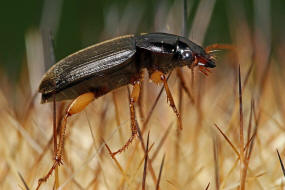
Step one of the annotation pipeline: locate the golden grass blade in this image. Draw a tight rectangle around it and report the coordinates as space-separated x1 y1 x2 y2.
277 150 285 178
205 182 210 190
18 172 30 190
214 124 239 157
142 132 150 190
156 154 165 190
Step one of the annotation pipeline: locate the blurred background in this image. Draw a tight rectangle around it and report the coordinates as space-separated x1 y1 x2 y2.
1 0 284 82
1 0 285 189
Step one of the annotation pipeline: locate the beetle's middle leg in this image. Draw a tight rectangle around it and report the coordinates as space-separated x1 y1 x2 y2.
111 72 143 157
150 70 182 130
37 92 95 190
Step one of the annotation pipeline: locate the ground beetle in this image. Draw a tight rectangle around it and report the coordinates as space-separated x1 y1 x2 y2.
37 32 216 188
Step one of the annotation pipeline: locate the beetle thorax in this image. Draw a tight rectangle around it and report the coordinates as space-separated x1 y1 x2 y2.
175 41 195 68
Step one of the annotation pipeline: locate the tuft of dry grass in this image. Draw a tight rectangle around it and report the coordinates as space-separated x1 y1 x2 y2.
1 44 284 189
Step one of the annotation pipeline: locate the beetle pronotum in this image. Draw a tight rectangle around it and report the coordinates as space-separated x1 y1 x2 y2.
37 32 217 188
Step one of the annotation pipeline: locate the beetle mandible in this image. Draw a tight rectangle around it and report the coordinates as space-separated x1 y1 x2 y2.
38 32 216 185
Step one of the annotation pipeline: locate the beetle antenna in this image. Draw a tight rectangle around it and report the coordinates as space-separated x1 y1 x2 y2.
210 55 217 61
205 44 235 53
208 49 223 54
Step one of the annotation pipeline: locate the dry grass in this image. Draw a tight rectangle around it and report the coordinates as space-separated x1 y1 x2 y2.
1 46 285 189
0 1 284 190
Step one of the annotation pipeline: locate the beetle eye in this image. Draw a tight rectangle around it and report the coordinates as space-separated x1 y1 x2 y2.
180 49 193 60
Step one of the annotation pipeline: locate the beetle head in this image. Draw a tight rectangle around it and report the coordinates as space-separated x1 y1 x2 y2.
192 49 216 68
177 37 216 75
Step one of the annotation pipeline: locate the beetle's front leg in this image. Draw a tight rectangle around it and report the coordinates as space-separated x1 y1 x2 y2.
37 92 95 190
110 72 144 157
150 71 182 130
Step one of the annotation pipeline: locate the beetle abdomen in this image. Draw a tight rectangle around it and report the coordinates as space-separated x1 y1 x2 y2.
39 35 137 103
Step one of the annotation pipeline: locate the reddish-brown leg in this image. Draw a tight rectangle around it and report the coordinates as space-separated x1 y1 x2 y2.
150 71 182 130
111 77 143 157
36 92 95 190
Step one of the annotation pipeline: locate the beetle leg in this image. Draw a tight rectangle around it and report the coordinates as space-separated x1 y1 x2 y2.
111 78 142 157
150 71 182 130
58 92 95 160
37 92 95 190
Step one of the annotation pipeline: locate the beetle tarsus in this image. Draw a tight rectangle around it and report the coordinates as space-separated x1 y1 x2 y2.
37 92 96 189
110 131 137 157
36 116 67 190
36 159 61 190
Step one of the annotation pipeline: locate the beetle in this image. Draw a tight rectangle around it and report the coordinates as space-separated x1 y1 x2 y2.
37 32 216 187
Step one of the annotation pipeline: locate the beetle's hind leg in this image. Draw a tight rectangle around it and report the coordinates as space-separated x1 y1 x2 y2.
110 73 143 157
150 71 182 130
37 92 95 190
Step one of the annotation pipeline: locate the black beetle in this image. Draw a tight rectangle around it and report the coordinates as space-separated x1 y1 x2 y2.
37 32 216 188
39 33 215 102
